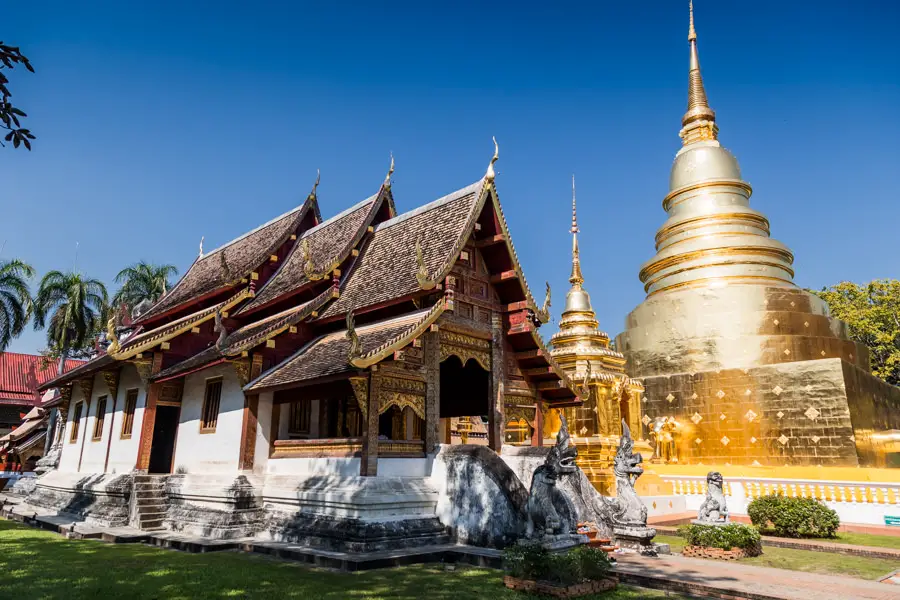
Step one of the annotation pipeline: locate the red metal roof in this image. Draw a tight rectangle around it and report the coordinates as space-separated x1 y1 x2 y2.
0 352 86 406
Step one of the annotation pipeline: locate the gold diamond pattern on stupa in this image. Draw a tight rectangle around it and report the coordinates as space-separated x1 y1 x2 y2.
745 409 757 422
642 414 651 426
811 435 820 444
777 411 785 419
805 407 820 420
695 438 702 445
691 412 703 425
750 436 757 444
778 434 789 445
666 393 675 403
784 348 791 356
719 413 726 421
744 389 752 396
691 392 698 400
773 386 784 396
721 436 730 446
716 390 725 399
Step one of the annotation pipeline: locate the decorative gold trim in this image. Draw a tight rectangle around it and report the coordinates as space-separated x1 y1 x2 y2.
662 179 753 211
346 310 362 363
102 370 119 400
230 358 252 387
78 378 94 403
349 376 369 421
536 281 551 323
376 376 426 419
350 299 448 368
111 288 253 360
105 317 120 355
440 330 491 371
415 236 437 290
132 358 153 383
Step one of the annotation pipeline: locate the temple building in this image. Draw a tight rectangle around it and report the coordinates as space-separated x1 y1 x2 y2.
615 4 900 468
548 178 646 493
31 145 581 542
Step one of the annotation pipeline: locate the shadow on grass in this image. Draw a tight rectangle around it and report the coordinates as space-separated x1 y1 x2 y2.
0 520 682 600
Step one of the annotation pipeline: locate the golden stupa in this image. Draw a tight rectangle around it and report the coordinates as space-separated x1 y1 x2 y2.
547 177 648 493
614 3 900 468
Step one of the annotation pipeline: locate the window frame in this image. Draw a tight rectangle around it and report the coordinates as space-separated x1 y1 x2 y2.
92 396 108 441
70 401 84 443
121 388 139 439
287 398 312 436
200 377 223 434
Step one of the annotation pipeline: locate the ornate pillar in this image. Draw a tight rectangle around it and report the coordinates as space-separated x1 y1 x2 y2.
531 400 544 447
238 353 265 471
134 352 164 472
359 371 380 476
423 329 441 453
489 313 505 451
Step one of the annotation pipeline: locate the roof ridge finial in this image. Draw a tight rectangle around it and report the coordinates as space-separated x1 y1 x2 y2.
485 136 499 181
569 174 583 286
384 152 394 188
680 0 718 144
199 236 205 258
309 169 320 200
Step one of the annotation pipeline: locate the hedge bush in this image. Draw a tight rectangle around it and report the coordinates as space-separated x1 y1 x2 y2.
677 523 762 556
503 543 612 585
747 494 840 538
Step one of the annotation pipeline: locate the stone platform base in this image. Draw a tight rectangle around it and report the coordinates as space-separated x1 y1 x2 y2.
24 471 133 527
613 525 667 556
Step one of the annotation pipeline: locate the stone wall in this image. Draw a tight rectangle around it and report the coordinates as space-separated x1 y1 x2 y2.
25 471 133 527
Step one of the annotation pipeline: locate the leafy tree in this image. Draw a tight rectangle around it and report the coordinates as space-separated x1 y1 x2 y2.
0 42 35 150
33 271 108 373
0 259 34 351
113 261 177 312
811 279 900 385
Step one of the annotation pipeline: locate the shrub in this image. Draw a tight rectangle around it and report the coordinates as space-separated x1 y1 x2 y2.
677 523 762 556
747 494 840 538
571 545 612 580
503 543 612 585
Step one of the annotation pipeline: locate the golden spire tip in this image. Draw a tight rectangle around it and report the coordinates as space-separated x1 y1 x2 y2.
571 174 578 234
384 152 394 186
689 0 696 41
309 169 320 199
485 136 499 181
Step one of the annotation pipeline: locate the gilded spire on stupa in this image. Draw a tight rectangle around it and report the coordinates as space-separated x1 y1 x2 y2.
635 1 795 297
551 176 626 384
680 1 718 144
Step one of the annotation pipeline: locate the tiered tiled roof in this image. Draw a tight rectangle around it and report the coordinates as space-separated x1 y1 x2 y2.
153 286 338 381
137 198 317 324
238 193 383 315
0 353 85 405
246 306 440 392
320 180 485 319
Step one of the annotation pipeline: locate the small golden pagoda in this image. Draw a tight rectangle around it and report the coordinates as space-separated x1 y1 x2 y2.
548 177 647 493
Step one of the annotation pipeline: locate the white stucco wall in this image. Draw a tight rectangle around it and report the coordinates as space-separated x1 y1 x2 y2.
78 372 112 473
253 391 273 475
172 363 244 475
103 364 147 474
58 383 87 473
378 458 433 478
265 456 361 476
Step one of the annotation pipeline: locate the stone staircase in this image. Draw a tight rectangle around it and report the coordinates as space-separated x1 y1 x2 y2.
131 474 168 531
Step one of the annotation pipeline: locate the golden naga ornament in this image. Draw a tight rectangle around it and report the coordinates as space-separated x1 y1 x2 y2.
300 238 328 281
214 308 228 352
346 310 361 362
105 316 120 355
219 251 234 283
415 236 437 290
577 361 592 401
308 169 320 201
536 281 551 323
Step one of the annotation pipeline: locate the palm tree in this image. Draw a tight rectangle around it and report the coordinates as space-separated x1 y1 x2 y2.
33 270 108 374
0 259 35 351
113 261 177 312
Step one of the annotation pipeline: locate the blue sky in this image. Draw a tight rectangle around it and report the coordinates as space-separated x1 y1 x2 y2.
3 1 899 355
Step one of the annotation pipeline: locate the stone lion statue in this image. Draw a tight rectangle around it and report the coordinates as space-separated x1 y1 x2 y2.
697 471 729 524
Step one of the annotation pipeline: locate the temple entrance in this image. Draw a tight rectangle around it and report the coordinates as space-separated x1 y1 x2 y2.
439 355 490 445
148 405 180 474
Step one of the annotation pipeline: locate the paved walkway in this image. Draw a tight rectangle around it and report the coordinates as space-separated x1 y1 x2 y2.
615 553 900 600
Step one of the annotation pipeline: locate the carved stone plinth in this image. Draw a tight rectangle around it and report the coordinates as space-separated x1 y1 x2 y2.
612 525 668 556
517 533 589 552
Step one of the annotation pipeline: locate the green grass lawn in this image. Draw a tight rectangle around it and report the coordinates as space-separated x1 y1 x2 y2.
831 531 900 550
654 534 898 581
0 520 688 600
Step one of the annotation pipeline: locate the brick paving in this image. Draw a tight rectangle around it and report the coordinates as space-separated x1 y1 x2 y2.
615 553 900 600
